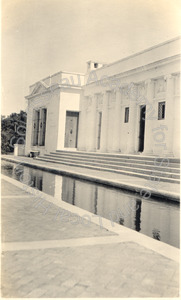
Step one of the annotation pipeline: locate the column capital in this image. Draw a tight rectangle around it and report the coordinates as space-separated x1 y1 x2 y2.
102 90 111 103
115 88 122 98
103 90 110 105
164 74 174 81
85 94 93 99
111 88 119 93
145 78 154 85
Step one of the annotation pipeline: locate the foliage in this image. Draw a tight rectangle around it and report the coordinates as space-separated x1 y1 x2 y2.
1 111 27 154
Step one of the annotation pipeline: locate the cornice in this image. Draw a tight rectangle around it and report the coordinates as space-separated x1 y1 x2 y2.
84 54 180 88
25 84 82 99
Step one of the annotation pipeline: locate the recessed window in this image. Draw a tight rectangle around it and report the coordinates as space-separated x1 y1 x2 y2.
158 101 165 120
124 107 129 123
94 63 98 68
32 109 40 146
32 108 47 146
39 108 47 146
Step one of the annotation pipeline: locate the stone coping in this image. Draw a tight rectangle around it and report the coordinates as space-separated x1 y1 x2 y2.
1 156 180 202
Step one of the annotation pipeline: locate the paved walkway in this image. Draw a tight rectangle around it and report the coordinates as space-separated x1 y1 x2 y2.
1 175 180 298
1 155 180 201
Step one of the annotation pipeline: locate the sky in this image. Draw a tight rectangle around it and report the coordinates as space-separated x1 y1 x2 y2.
1 0 181 116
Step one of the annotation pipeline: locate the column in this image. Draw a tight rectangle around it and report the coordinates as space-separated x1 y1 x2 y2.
143 79 154 155
100 91 109 152
128 85 137 153
89 94 97 151
77 91 87 150
164 74 174 156
112 89 122 152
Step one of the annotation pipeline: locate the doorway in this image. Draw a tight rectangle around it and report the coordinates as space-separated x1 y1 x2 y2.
138 105 146 152
97 112 102 150
64 111 79 148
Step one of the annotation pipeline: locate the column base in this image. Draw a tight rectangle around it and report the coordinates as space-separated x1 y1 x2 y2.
142 150 154 156
111 149 121 153
111 146 121 153
86 148 97 152
77 147 86 151
127 148 137 155
100 148 108 153
162 151 174 157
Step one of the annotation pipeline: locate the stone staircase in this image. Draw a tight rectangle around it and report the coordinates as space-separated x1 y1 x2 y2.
35 150 180 184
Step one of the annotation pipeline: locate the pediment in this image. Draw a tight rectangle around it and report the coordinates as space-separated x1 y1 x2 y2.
31 81 49 96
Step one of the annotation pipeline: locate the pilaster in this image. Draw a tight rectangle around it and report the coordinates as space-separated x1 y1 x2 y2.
90 94 97 151
128 84 137 153
143 79 154 155
164 74 174 156
112 89 122 152
100 91 110 152
77 92 87 150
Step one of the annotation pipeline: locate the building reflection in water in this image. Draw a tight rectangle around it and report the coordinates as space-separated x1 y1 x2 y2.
152 229 161 241
1 162 179 248
135 200 142 232
119 218 124 225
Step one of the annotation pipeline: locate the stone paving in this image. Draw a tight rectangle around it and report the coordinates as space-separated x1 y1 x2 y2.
1 177 180 298
2 242 179 298
2 180 113 243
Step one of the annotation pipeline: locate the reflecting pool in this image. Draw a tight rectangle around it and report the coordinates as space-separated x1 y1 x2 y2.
1 161 180 248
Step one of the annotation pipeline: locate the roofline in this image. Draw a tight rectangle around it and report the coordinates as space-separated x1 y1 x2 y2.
25 83 82 99
93 36 181 72
29 71 85 88
84 54 180 88
86 60 107 64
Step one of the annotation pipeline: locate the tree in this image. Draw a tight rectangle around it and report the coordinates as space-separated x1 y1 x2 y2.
1 111 27 154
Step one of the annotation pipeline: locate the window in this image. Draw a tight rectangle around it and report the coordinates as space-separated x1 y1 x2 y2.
39 108 47 146
94 63 98 68
32 110 40 146
124 107 129 123
32 108 47 146
158 101 165 120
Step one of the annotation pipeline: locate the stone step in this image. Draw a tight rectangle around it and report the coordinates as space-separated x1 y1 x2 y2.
36 156 180 184
46 153 180 171
44 154 180 174
53 151 180 167
55 150 180 164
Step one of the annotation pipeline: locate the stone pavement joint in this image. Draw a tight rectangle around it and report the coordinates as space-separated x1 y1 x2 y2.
3 235 133 252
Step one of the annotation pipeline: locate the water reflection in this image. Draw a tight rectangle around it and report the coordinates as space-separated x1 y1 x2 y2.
135 200 142 232
119 217 124 225
1 162 180 248
152 229 161 241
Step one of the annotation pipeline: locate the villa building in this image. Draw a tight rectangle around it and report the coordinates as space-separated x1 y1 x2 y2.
25 37 180 157
25 72 84 155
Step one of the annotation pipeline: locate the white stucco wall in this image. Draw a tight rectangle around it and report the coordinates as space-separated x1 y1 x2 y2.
57 89 81 150
25 77 82 155
78 38 180 157
25 88 60 156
